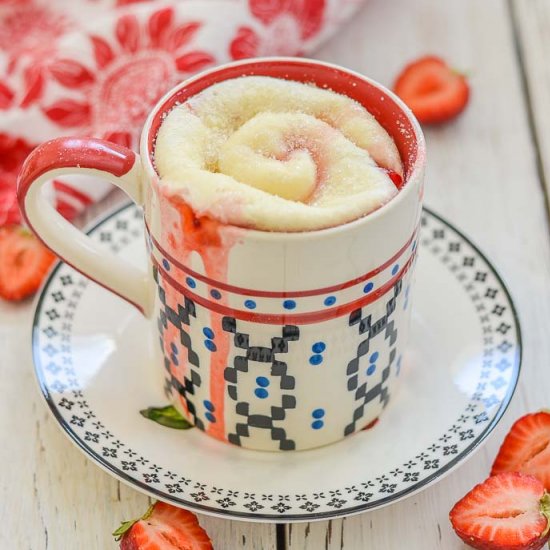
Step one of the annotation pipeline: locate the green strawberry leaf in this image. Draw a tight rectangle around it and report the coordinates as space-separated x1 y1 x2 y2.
113 519 138 541
113 503 155 541
140 405 193 429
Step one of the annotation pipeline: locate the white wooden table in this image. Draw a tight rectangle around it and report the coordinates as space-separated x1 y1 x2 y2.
2 0 550 547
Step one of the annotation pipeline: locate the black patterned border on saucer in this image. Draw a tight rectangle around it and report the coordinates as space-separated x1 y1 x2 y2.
32 203 521 520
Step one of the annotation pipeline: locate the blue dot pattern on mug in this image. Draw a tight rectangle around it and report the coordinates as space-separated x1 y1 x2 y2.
363 281 374 293
309 341 326 365
366 351 378 376
204 400 216 423
309 355 323 365
244 299 256 310
324 295 336 306
254 376 270 399
203 327 215 339
203 326 216 351
204 339 216 352
186 276 196 288
391 264 399 276
256 376 270 387
162 258 170 271
204 399 215 412
396 355 403 376
210 289 222 300
283 299 296 310
311 341 326 353
311 409 325 429
170 342 178 355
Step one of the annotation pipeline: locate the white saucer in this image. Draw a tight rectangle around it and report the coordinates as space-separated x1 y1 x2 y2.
32 203 520 522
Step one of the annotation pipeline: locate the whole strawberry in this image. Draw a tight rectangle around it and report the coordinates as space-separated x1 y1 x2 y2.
450 472 550 550
492 411 550 491
114 501 213 550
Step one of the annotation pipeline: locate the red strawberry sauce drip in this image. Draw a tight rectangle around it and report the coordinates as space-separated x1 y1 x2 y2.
160 194 240 442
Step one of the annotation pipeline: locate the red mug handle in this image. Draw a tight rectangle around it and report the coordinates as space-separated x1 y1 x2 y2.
17 137 150 315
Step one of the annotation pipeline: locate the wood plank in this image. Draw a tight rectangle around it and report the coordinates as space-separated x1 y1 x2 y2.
511 0 550 212
0 191 277 550
287 0 550 547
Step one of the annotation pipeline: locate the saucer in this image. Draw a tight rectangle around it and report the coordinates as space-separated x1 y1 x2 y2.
32 203 520 522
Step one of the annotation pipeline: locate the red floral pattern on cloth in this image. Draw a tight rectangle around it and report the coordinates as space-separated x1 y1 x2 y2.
230 0 325 59
43 7 216 147
0 2 68 108
0 134 36 226
0 0 365 227
249 0 325 39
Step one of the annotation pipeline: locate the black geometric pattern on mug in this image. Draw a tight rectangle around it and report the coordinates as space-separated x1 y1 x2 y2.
155 269 204 431
344 278 403 436
223 317 299 451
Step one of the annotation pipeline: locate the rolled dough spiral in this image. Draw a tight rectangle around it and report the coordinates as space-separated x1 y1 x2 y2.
155 76 402 232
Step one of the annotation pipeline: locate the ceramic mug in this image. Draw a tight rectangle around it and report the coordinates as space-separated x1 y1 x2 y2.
18 58 425 451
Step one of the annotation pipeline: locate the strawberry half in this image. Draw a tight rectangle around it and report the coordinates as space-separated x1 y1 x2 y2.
492 411 550 491
450 472 550 550
114 501 213 550
0 225 56 301
394 56 470 124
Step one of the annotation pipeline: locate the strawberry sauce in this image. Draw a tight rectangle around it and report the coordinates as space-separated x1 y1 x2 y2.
160 194 239 442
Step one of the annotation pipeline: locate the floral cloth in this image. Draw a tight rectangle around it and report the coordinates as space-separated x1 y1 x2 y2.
0 0 365 226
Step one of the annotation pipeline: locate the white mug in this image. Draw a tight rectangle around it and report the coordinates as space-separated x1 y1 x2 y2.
18 58 425 451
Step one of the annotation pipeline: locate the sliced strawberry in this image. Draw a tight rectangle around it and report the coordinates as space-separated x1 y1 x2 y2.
115 501 213 550
394 56 470 124
450 472 550 550
0 226 56 301
492 412 550 491
383 168 404 189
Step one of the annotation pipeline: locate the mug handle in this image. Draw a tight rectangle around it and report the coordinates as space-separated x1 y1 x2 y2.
17 137 150 315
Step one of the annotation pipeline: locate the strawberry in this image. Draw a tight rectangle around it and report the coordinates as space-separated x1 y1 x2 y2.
114 501 213 550
393 56 470 124
383 169 404 189
0 225 56 301
492 411 550 491
450 472 550 550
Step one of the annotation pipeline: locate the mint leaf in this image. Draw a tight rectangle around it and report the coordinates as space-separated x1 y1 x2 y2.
140 405 193 429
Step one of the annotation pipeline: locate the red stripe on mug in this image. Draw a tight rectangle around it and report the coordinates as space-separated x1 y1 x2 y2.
53 179 94 205
55 198 79 220
152 252 416 325
17 138 135 195
147 226 417 299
